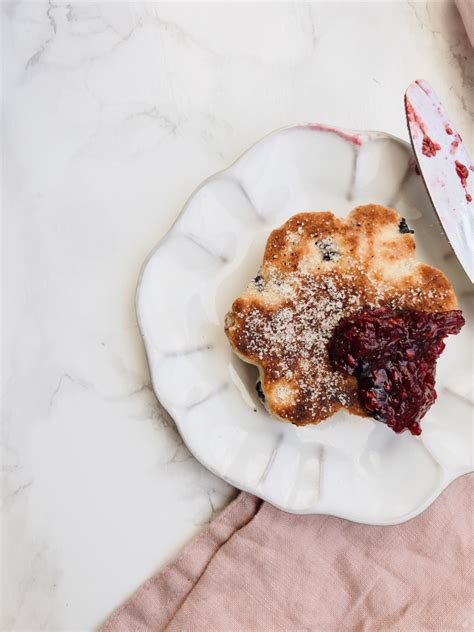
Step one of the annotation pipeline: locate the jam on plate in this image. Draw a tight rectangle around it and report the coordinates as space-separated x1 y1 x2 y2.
329 307 465 435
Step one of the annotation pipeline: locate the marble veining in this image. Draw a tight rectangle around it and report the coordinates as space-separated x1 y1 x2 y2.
3 2 473 630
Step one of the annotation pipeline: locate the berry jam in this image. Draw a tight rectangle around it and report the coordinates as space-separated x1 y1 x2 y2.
455 160 469 187
329 308 464 435
422 136 441 157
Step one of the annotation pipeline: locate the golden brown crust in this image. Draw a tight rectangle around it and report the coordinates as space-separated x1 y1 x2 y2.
225 205 457 426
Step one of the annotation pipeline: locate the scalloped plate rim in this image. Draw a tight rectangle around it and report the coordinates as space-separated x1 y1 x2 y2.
136 123 473 525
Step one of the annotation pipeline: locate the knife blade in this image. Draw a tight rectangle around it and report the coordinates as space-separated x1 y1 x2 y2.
405 79 473 282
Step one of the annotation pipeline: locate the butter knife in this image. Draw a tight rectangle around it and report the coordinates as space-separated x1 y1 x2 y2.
405 79 473 282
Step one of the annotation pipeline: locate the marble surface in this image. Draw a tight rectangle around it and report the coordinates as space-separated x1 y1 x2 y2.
2 2 473 630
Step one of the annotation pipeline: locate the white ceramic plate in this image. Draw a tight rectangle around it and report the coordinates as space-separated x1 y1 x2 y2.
137 124 473 525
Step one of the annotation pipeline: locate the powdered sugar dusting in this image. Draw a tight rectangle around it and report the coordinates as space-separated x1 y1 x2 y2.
232 266 374 422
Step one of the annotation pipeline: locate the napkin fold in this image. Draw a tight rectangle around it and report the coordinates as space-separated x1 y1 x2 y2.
456 0 474 46
100 474 473 631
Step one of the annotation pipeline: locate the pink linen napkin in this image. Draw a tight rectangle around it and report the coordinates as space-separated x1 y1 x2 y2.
100 474 473 631
456 0 474 46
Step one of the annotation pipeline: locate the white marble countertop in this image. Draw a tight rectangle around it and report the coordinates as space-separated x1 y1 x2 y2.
2 2 473 630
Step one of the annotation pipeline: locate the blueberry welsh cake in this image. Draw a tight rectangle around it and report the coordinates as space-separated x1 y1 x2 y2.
225 205 464 435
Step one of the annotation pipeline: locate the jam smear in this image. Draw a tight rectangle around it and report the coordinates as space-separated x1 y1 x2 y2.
422 136 441 157
455 160 472 203
329 307 464 435
406 97 441 158
455 160 468 187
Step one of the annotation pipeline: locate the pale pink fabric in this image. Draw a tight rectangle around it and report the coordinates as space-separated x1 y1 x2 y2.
456 0 474 46
100 474 473 631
